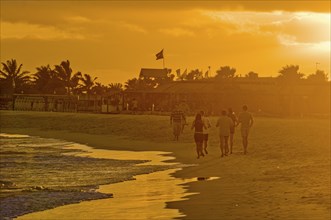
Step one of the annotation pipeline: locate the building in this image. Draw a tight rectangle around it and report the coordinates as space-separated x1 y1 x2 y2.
124 77 330 117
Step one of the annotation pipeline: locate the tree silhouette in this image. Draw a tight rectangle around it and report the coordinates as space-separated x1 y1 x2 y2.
245 71 259 79
54 60 81 95
80 73 97 94
125 77 159 91
91 82 108 95
33 65 60 94
278 65 304 81
185 69 203 80
307 70 328 82
124 78 145 91
215 66 236 79
0 59 30 93
108 83 123 92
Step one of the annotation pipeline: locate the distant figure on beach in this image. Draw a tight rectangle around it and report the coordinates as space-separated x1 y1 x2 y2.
228 108 238 154
200 110 211 155
191 113 207 159
170 106 186 141
132 98 138 114
177 100 189 132
237 105 254 154
216 110 234 157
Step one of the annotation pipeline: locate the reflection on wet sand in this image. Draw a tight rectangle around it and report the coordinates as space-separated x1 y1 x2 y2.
63 143 178 166
18 168 198 220
17 143 219 220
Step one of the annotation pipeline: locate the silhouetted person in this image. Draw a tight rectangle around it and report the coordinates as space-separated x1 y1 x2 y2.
228 108 238 154
237 105 254 154
170 106 186 141
200 110 211 155
216 110 234 157
191 113 206 159
178 100 189 133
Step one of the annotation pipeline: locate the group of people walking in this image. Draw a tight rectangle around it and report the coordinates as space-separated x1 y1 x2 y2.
170 105 254 159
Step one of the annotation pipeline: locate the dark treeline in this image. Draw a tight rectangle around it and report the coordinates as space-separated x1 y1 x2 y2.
0 59 329 95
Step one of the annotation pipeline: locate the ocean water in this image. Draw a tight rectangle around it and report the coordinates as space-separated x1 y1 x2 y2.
0 134 178 219
1 134 220 220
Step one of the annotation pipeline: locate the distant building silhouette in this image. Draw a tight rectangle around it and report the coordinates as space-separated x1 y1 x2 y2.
1 76 329 117
139 68 169 78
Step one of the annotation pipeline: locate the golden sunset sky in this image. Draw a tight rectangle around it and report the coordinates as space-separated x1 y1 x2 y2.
1 0 330 84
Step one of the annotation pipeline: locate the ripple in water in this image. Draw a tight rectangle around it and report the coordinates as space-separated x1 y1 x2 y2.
0 134 179 219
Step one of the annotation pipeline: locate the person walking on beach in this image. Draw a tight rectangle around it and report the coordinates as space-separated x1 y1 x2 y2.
170 106 186 141
216 110 234 157
228 108 238 154
237 105 254 154
200 110 211 155
191 113 206 159
178 100 189 133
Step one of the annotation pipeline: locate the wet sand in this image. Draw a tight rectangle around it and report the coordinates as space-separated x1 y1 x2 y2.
0 134 181 219
17 168 196 220
16 143 218 220
1 111 330 219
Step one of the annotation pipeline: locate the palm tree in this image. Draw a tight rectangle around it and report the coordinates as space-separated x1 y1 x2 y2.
80 73 97 94
108 83 123 92
33 65 61 94
54 60 81 95
0 59 30 93
278 65 304 81
215 66 236 79
185 69 203 80
91 82 108 95
124 78 144 91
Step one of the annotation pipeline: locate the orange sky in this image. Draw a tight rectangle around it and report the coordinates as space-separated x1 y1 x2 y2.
1 1 330 84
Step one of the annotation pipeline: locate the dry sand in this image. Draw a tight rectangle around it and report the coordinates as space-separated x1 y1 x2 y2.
1 110 330 220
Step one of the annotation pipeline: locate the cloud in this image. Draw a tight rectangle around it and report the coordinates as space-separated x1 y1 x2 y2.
1 21 86 40
278 34 330 53
119 22 147 34
268 12 330 43
201 10 330 42
159 27 195 37
66 16 92 24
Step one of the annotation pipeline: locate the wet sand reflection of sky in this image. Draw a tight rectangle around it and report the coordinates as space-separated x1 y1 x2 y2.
17 140 219 220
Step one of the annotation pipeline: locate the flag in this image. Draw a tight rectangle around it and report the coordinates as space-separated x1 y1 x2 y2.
156 49 164 60
176 69 181 77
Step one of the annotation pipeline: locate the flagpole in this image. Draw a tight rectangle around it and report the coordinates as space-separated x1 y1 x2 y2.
163 49 165 68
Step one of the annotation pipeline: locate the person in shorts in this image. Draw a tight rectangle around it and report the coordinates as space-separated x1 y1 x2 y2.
216 110 234 157
191 113 206 159
200 110 211 155
228 108 238 154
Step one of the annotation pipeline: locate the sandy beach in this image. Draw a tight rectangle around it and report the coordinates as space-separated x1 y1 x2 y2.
1 110 330 220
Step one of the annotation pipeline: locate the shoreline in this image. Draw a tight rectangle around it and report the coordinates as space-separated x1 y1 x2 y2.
0 133 182 219
0 133 183 219
1 111 330 219
17 168 201 220
14 140 199 220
